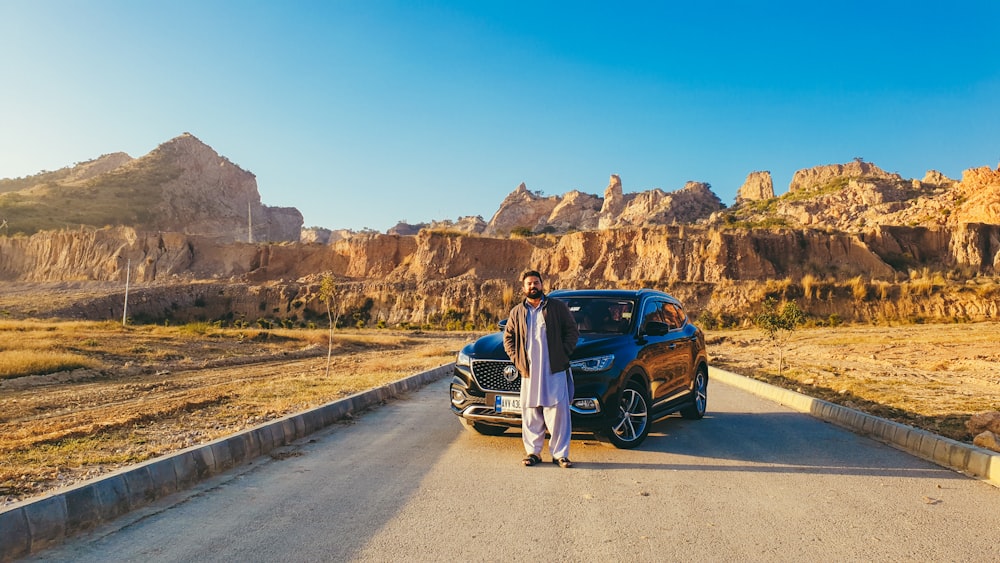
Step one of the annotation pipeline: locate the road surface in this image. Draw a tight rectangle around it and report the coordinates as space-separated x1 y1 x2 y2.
28 378 1000 562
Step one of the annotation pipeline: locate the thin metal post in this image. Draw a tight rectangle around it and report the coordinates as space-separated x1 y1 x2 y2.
122 258 130 326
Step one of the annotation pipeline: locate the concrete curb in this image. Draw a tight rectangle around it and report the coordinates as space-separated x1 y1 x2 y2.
0 363 455 562
709 366 1000 489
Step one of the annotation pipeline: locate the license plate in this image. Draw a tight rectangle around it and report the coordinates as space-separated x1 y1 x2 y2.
494 394 521 414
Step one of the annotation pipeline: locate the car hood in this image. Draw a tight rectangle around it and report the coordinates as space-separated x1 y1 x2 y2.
464 331 629 361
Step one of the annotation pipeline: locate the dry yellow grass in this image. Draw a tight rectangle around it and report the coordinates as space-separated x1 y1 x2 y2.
0 323 476 506
709 322 1000 442
0 350 100 379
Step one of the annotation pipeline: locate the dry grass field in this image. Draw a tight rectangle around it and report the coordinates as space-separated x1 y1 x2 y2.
2 319 999 507
708 322 1000 442
0 320 472 507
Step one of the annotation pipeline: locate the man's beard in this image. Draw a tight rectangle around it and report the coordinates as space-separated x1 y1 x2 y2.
525 288 543 299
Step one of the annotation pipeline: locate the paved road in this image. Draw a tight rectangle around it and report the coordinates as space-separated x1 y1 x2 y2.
29 378 1000 562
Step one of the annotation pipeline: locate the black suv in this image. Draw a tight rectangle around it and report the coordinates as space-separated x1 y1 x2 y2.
450 289 709 449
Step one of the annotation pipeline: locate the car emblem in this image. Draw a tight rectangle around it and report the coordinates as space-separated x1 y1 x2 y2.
503 365 519 383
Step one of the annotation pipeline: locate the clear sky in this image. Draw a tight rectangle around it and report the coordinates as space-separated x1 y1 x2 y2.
2 1 998 232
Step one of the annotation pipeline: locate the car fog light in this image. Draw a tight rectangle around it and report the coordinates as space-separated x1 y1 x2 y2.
451 388 467 406
570 398 600 414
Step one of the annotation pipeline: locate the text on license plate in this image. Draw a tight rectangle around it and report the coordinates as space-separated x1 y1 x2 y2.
494 394 521 414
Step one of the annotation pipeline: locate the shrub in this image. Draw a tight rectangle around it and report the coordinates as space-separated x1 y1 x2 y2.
718 313 742 329
696 310 719 330
847 276 869 302
800 274 818 301
753 298 806 377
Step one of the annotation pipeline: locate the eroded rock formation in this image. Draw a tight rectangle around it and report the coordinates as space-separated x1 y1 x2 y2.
736 171 775 204
483 175 724 235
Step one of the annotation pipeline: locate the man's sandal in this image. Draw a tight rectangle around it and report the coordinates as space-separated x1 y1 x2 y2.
522 454 541 466
553 457 573 468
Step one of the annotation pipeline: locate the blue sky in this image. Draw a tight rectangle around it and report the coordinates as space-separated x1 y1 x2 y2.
2 1 998 231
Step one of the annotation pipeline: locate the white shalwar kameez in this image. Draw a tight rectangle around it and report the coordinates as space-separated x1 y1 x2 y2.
520 300 571 459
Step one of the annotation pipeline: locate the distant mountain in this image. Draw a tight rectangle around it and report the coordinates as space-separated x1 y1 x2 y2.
0 134 302 242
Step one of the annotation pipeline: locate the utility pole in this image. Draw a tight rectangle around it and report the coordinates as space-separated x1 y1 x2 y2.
122 258 131 326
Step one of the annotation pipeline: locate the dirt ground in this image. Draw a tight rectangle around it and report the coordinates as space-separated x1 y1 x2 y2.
708 322 1000 442
2 321 999 507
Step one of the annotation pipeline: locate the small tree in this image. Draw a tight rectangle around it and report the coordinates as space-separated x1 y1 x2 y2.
318 273 340 377
753 298 806 377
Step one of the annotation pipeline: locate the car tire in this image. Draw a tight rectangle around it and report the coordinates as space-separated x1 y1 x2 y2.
606 379 650 449
461 418 508 436
680 366 708 420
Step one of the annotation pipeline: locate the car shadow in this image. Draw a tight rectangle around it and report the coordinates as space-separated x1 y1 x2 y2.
554 410 964 480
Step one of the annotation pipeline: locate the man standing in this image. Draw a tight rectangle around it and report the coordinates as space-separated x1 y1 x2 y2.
503 270 580 468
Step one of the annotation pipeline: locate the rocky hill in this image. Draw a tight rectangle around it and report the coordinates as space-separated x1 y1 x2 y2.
0 134 302 242
719 160 1000 232
2 135 999 328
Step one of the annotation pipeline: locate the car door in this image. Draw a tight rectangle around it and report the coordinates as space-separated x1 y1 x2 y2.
635 298 675 406
659 302 698 399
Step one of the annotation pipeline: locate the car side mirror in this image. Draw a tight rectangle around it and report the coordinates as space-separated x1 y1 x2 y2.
642 320 671 337
497 319 507 331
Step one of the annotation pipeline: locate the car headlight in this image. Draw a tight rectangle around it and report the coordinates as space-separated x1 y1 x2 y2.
456 350 471 368
570 354 614 372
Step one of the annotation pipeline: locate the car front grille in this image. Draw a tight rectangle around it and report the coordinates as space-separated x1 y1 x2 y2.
471 359 521 393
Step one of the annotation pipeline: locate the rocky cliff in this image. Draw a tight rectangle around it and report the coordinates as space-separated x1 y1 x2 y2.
2 223 998 327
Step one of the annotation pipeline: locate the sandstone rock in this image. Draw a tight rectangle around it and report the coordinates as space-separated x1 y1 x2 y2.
483 175 723 235
386 222 423 236
548 190 603 232
388 216 486 237
598 175 626 230
484 182 560 235
598 176 723 230
952 165 1000 226
788 160 902 193
966 411 1000 435
922 170 955 186
301 227 334 243
736 171 775 203
973 430 1000 453
718 162 982 234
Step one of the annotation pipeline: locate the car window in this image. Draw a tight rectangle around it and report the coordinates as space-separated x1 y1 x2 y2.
663 303 687 330
639 300 668 331
561 297 635 334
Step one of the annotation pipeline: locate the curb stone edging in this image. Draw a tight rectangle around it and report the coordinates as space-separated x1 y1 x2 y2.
0 363 455 562
709 366 1000 488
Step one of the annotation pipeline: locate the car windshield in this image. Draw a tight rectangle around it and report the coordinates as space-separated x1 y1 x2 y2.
557 297 636 334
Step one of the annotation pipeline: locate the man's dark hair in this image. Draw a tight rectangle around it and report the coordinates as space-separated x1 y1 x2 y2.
521 270 543 283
